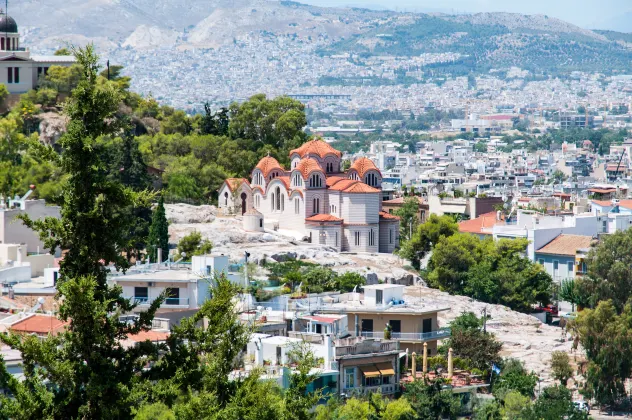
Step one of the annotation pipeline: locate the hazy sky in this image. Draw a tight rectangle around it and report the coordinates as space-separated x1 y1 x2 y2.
300 0 632 30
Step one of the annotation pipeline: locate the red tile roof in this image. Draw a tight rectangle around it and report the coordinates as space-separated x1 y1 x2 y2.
536 234 594 256
328 179 358 191
10 314 67 335
128 330 170 343
290 138 342 158
349 157 381 178
304 315 339 323
305 214 343 223
294 157 323 179
337 181 380 194
326 176 347 187
588 188 616 194
379 211 400 221
255 156 283 177
591 200 613 207
225 178 250 192
458 211 501 235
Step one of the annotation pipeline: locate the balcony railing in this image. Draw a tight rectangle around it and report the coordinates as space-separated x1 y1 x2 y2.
126 296 190 307
335 341 399 357
360 328 451 342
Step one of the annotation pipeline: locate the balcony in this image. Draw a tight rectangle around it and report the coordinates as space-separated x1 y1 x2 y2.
335 340 399 357
126 296 190 307
360 328 451 342
344 384 399 395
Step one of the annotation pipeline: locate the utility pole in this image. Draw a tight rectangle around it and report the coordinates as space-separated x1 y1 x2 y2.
482 306 487 333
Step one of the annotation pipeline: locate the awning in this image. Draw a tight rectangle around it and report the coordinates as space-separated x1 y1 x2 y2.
359 365 381 378
376 362 395 376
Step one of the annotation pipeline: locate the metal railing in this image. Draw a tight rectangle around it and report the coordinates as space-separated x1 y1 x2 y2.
126 296 190 307
360 328 451 342
335 341 399 357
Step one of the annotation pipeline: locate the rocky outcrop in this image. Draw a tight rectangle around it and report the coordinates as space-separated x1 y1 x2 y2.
37 112 67 146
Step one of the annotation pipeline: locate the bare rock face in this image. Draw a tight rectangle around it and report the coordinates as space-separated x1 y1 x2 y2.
38 112 67 146
165 204 217 224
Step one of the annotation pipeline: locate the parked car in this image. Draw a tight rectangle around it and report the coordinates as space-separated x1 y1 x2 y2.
573 401 590 413
536 304 558 316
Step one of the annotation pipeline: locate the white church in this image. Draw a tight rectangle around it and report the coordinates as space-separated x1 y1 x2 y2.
218 138 400 253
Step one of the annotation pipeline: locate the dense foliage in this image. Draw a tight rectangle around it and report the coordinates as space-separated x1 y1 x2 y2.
398 214 459 269
427 235 552 313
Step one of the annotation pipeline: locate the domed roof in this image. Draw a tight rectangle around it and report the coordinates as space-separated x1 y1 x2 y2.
294 157 323 179
255 155 283 177
290 138 342 158
0 15 18 33
349 157 380 178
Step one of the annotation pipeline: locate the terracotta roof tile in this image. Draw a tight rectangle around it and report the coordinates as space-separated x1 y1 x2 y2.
255 156 284 177
379 211 400 221
328 179 359 192
349 157 381 178
340 182 380 194
305 214 343 223
459 212 501 235
294 158 323 179
128 330 170 342
10 314 67 335
326 176 347 187
588 188 616 194
536 234 594 256
616 200 632 209
591 200 613 207
225 178 250 192
290 138 342 158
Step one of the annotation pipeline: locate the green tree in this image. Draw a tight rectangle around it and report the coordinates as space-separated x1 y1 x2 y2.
550 351 573 386
0 83 9 104
200 104 230 136
398 214 459 269
394 196 420 241
583 229 632 312
302 266 338 293
148 196 170 262
442 312 503 371
494 359 539 399
177 231 212 260
525 385 589 420
134 403 176 420
283 342 321 420
382 398 415 420
404 378 461 420
0 45 162 419
54 47 71 56
571 300 632 407
336 271 366 292
502 390 531 419
472 400 503 420
42 64 83 93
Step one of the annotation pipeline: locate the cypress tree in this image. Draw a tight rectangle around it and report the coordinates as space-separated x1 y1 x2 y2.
0 45 162 419
148 195 169 262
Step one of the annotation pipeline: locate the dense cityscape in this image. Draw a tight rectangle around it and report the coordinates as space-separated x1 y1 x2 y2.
1 1 632 419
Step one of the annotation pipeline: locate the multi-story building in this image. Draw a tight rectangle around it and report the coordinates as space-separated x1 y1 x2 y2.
218 138 400 253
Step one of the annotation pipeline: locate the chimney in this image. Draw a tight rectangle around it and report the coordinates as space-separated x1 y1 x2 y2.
157 248 162 264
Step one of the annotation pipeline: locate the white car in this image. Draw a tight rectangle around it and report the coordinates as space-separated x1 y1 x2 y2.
573 401 590 413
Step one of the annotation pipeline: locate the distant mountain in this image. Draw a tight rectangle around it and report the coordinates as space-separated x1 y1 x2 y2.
9 0 632 75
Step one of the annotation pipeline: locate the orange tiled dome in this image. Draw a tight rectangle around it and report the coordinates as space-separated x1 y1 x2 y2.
255 156 283 177
349 157 380 178
290 138 342 158
294 157 323 179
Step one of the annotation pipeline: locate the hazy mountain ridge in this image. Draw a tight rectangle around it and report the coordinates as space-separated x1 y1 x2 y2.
9 0 632 75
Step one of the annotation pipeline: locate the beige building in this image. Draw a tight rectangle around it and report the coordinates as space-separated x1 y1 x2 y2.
0 198 61 256
0 13 75 94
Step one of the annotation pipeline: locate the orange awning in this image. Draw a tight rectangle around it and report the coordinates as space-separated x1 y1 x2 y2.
376 362 395 376
359 365 381 378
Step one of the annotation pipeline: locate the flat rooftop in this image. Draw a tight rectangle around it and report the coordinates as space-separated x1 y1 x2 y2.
111 269 204 283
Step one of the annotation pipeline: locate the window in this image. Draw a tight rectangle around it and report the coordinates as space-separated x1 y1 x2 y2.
275 187 281 211
389 320 401 333
369 230 375 247
345 368 355 389
354 231 360 246
376 290 383 305
134 287 149 303
335 231 338 247
224 191 228 206
295 198 300 214
602 220 607 233
165 287 180 305
567 261 574 274
1 38 4 50
361 319 373 332
281 193 284 211
537 259 544 265
422 318 432 333
259 219 263 228
389 229 393 244
313 198 320 214
7 67 12 84
13 67 18 84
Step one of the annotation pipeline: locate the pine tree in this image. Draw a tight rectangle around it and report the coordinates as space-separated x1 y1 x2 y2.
0 45 162 419
148 195 169 262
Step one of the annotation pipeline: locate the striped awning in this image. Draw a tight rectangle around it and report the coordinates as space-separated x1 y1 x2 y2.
359 365 381 378
377 362 395 376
